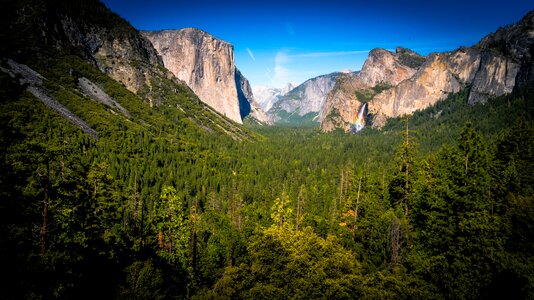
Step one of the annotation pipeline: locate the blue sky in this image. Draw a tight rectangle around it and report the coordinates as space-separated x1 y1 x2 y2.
102 0 532 88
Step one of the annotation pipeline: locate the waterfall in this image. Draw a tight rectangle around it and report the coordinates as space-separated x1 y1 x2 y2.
351 103 367 133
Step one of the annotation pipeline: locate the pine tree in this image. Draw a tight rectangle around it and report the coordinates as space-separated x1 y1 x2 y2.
271 191 293 230
389 117 418 216
413 122 503 298
153 185 190 271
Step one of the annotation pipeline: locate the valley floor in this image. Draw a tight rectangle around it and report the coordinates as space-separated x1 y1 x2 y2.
1 74 533 298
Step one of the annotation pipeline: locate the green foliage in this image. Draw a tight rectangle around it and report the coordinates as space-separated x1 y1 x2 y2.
354 83 391 103
411 122 521 298
270 193 293 229
371 83 392 94
354 89 375 102
397 52 426 69
212 226 362 299
154 186 190 269
118 260 165 299
269 110 319 126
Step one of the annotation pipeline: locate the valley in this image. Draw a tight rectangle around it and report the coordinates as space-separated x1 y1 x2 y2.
0 0 533 299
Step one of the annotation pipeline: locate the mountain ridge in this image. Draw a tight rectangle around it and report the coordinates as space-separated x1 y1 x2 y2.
320 10 534 132
269 72 341 124
0 0 254 140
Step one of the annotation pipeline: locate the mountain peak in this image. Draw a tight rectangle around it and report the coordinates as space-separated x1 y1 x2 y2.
358 48 418 86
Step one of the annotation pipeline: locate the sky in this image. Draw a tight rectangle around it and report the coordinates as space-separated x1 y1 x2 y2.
102 0 532 88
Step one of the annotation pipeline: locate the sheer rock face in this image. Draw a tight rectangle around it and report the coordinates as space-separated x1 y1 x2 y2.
369 48 520 127
319 73 367 131
468 52 519 104
368 52 463 127
270 73 340 123
320 48 419 132
320 11 533 131
475 11 534 90
143 28 243 123
235 68 272 124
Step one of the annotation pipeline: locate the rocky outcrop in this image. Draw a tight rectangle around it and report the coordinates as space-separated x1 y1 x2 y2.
320 48 421 131
319 73 368 131
321 10 533 131
270 72 340 123
467 51 519 104
476 11 534 90
2 0 189 106
143 28 245 123
235 68 272 124
476 11 534 63
358 49 418 86
61 16 164 95
1 0 255 140
368 47 520 127
395 47 427 69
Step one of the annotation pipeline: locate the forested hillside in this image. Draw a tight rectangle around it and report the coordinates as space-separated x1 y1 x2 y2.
1 64 533 297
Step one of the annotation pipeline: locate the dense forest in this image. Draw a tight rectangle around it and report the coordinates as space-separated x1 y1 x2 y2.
1 52 533 298
1 0 534 299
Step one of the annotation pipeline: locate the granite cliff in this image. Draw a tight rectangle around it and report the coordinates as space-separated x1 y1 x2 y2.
320 11 533 132
143 29 268 124
320 47 421 131
235 68 272 124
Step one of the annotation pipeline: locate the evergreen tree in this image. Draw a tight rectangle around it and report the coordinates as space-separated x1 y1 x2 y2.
153 186 191 271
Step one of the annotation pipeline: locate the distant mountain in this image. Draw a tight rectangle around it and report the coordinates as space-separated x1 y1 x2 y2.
320 11 534 132
253 83 294 112
270 72 340 125
235 69 272 124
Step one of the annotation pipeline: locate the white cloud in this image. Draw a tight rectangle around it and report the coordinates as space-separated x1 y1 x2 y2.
271 51 292 87
291 50 370 58
246 47 256 61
